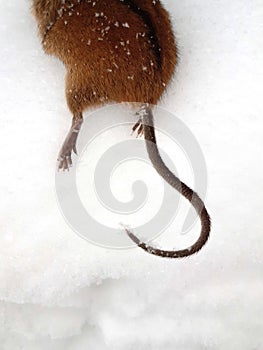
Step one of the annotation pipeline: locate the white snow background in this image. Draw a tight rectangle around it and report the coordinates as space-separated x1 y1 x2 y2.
0 0 263 349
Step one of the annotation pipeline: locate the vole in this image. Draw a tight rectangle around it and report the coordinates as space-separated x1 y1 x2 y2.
32 0 211 258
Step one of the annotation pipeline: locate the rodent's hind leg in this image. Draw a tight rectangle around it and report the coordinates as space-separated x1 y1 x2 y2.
57 113 83 171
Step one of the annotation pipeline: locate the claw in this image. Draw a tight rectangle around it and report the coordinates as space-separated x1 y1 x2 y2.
132 117 144 138
137 124 144 138
67 155 72 167
73 144 77 155
132 120 141 132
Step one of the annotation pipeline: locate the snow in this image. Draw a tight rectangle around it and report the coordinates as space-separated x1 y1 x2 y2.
0 0 263 349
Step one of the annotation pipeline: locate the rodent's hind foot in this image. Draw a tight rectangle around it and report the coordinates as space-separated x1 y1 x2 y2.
131 117 144 138
57 113 83 172
57 153 73 172
57 132 77 171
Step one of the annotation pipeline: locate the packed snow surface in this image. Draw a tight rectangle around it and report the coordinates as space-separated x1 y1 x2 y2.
0 0 262 349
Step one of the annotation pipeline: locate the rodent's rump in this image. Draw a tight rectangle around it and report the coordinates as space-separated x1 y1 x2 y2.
32 0 177 111
32 0 211 258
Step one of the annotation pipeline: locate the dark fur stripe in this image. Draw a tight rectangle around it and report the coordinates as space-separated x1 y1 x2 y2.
120 0 162 69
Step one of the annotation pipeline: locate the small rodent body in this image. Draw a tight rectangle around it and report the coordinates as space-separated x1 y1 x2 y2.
32 0 211 258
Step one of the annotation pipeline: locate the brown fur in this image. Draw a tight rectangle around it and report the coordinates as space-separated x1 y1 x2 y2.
32 0 176 113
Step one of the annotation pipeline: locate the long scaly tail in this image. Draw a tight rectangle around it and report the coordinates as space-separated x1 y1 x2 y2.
126 105 211 258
